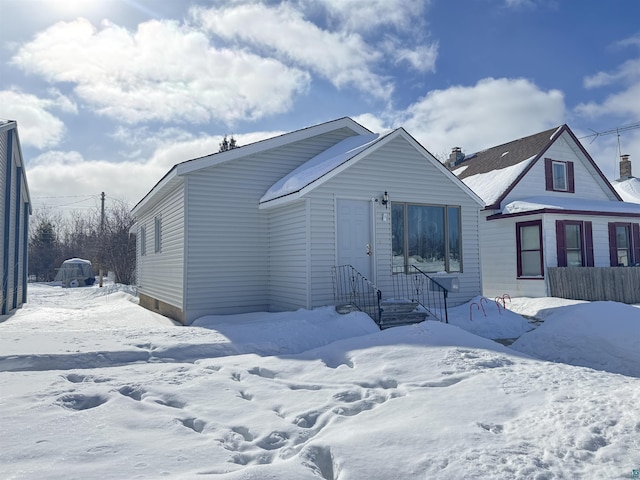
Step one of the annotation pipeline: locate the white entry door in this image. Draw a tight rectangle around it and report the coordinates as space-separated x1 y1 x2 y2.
337 199 373 280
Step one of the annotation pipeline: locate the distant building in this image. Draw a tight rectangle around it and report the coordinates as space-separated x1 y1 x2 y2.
1 120 32 315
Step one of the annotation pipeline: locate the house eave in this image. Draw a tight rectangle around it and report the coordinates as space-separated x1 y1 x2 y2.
487 208 640 221
131 167 179 216
258 192 304 210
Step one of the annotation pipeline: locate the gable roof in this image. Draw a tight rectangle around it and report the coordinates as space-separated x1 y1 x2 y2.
453 124 622 208
132 117 372 215
260 127 484 209
260 132 385 205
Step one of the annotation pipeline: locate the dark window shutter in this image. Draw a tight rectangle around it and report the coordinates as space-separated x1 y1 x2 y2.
556 220 567 267
633 223 640 266
545 158 553 191
584 221 594 266
608 223 618 266
567 161 575 193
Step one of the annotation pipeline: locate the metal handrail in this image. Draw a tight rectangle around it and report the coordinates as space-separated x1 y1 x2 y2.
391 265 449 323
332 265 382 323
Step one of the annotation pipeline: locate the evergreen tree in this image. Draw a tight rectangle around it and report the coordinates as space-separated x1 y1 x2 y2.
218 135 239 152
29 218 59 281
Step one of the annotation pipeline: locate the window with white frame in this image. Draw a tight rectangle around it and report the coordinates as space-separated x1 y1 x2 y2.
545 158 575 193
392 203 461 273
154 216 161 253
516 220 543 277
556 220 594 267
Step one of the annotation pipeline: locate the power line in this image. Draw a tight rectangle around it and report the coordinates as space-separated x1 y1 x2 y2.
31 195 98 199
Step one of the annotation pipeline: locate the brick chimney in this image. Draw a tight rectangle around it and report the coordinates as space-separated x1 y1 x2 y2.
447 147 465 168
619 154 632 180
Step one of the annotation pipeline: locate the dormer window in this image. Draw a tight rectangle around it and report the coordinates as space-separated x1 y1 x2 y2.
545 158 575 193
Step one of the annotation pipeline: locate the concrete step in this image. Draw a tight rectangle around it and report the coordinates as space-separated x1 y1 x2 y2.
379 311 428 329
380 300 418 314
335 304 360 314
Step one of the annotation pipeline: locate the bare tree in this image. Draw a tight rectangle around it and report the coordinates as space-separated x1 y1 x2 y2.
29 200 136 284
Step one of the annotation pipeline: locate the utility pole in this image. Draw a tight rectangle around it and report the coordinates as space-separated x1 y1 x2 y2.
99 192 105 287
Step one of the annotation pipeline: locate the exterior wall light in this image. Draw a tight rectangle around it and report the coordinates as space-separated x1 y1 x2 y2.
381 191 389 208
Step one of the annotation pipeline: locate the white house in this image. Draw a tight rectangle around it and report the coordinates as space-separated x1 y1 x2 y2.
1 120 32 315
451 124 640 300
132 117 484 325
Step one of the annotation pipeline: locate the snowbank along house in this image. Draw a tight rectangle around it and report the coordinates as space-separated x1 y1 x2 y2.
132 117 484 326
1 120 31 315
451 124 640 303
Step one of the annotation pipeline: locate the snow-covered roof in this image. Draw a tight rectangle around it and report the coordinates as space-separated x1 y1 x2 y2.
501 195 640 216
612 177 640 204
460 156 535 205
260 133 383 204
61 258 92 265
452 124 621 208
132 117 372 215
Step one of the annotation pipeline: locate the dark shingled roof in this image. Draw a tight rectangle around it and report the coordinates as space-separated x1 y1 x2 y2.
454 125 562 180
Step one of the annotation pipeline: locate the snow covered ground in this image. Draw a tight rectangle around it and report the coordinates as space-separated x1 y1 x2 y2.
1 284 639 479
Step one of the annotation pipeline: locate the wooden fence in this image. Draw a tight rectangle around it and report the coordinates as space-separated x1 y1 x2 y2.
548 267 640 304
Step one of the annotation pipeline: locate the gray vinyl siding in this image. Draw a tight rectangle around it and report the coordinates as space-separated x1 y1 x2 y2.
136 183 185 310
1 125 30 314
6 138 17 310
0 129 6 311
305 135 482 308
268 200 309 311
183 129 358 322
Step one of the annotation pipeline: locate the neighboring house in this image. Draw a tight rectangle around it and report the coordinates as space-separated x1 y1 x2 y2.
612 154 640 204
450 124 640 300
1 120 31 315
132 117 483 324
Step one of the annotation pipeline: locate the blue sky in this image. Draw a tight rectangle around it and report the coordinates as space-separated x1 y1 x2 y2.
1 0 639 214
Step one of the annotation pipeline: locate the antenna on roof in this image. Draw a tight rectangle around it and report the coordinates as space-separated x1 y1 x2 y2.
580 122 640 144
579 122 640 179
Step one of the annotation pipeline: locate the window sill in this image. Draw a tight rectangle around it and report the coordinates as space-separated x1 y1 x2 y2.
517 276 544 280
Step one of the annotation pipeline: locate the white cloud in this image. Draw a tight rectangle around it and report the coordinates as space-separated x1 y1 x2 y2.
397 77 565 157
396 43 439 73
191 3 393 99
576 83 640 119
583 58 640 89
11 18 310 125
314 0 430 32
504 0 536 7
27 129 285 213
0 89 71 149
577 36 640 120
